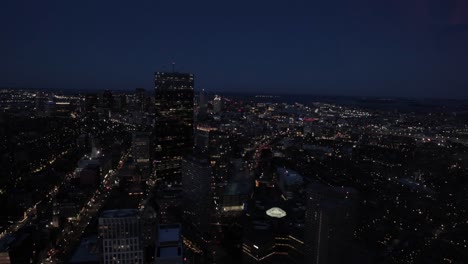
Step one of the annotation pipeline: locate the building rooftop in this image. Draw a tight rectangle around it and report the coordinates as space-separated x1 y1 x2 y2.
0 234 15 251
158 246 182 258
158 224 181 243
277 168 303 186
77 158 100 169
100 209 139 218
69 236 99 264
102 189 142 210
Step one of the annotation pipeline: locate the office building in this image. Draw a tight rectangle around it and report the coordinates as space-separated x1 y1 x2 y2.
208 130 232 211
154 72 194 187
276 168 304 200
182 156 212 232
155 224 183 264
69 236 100 264
132 132 151 167
199 89 208 113
34 92 47 113
140 205 158 250
102 90 114 111
115 94 128 113
242 186 304 263
98 209 144 264
213 95 222 114
304 184 358 264
135 88 147 112
193 127 232 212
155 187 183 224
85 93 98 112
194 125 217 154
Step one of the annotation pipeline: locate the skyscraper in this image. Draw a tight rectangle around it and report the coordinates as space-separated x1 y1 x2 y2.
102 90 114 111
85 93 98 112
304 184 358 264
154 72 194 187
194 126 217 154
213 95 222 114
135 88 147 112
208 130 231 212
182 156 212 233
132 132 151 167
98 209 144 264
199 89 208 113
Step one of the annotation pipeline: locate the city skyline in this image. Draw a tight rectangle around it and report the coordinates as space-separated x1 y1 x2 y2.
0 84 467 263
1 1 468 263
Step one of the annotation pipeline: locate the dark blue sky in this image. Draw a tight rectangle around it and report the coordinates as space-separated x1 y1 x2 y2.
1 0 468 97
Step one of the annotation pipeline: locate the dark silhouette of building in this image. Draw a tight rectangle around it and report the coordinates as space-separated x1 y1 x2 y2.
154 72 194 188
182 156 212 233
304 183 358 264
213 95 222 114
132 132 151 169
208 130 232 212
135 88 148 112
101 90 114 111
85 93 98 112
198 89 208 114
242 185 304 263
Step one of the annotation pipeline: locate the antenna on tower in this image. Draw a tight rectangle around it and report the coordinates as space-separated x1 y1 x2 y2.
172 62 175 73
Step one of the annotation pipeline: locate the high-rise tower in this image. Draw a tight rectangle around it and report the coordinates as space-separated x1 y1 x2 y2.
199 89 208 113
304 184 358 264
154 72 194 187
213 95 222 114
132 132 151 171
182 156 212 232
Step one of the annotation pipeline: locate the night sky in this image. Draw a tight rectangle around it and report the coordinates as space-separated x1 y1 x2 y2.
1 0 468 98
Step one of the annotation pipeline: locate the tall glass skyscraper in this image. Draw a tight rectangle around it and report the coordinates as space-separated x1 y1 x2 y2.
154 72 194 188
304 184 358 264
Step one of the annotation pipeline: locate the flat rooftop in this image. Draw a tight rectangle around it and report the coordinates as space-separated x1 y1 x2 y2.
69 236 99 264
224 181 251 196
277 168 303 185
158 224 181 243
157 246 182 258
100 209 139 218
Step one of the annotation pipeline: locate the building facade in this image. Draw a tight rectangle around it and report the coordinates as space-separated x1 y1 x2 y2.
98 209 144 264
213 95 222 114
154 72 194 188
304 184 358 264
132 132 151 167
182 156 213 233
